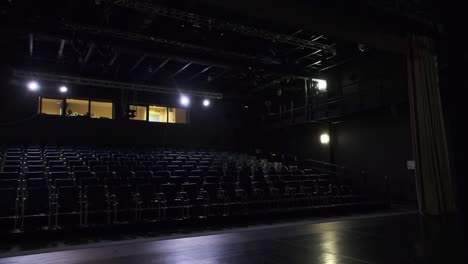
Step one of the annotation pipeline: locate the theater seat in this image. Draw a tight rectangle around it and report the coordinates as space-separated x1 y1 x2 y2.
0 172 20 180
23 179 52 230
54 185 82 227
83 185 110 225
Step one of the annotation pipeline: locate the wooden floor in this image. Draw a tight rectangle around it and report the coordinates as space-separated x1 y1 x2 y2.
0 212 466 264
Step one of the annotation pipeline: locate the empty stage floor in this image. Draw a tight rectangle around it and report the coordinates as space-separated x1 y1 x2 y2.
1 211 466 264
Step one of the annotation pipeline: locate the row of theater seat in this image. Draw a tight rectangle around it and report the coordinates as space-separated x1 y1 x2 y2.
0 146 358 233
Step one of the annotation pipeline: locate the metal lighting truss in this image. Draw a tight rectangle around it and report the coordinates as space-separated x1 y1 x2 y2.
14 70 223 99
112 0 336 54
63 24 280 65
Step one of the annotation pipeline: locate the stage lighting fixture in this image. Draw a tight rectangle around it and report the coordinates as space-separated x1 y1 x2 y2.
27 81 39 91
312 78 327 92
180 95 190 107
203 99 210 107
59 85 68 93
320 133 330 144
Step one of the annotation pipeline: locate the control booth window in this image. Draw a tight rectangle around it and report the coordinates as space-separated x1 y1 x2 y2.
40 97 63 116
168 108 187 124
90 101 113 119
66 99 89 117
149 106 168 123
129 105 147 121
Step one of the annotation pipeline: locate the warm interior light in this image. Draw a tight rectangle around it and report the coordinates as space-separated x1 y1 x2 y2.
320 133 330 144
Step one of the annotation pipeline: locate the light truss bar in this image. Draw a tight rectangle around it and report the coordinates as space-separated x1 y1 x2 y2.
113 0 335 53
169 61 192 79
82 44 95 67
152 57 171 74
63 23 279 64
207 69 227 83
14 70 223 99
189 65 212 80
29 34 33 56
57 39 66 59
108 52 119 66
130 54 147 71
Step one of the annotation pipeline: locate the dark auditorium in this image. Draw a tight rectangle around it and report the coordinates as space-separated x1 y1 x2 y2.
0 1 466 263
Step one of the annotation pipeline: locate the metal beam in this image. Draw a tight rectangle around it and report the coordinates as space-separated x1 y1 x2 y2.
112 1 335 53
318 58 352 72
169 61 192 79
82 44 95 67
286 35 323 54
189 65 212 80
305 60 321 68
207 69 227 83
29 34 33 56
152 57 171 74
57 39 66 59
130 54 147 72
297 49 322 62
108 52 118 66
63 23 280 64
13 70 223 99
29 32 317 82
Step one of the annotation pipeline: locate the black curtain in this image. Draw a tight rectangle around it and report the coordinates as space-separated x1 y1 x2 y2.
407 34 457 215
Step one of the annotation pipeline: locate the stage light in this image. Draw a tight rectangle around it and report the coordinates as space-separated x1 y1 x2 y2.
27 81 39 91
59 85 68 93
313 78 327 92
320 133 330 145
203 99 210 107
180 95 190 107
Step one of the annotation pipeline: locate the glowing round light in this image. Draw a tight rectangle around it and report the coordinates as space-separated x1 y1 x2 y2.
203 99 210 107
59 86 68 93
27 81 39 91
320 133 330 144
180 95 190 107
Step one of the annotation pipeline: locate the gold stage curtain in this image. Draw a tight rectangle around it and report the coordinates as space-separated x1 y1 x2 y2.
407 34 458 215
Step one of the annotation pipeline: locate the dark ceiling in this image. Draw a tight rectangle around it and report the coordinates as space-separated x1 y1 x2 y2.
0 0 364 97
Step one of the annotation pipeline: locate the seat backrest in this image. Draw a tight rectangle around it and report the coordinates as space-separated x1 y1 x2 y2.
0 172 20 180
50 165 68 172
73 165 90 172
0 179 19 189
24 171 46 180
49 171 70 180
205 176 219 184
160 183 177 200
54 178 76 187
154 170 171 180
188 176 202 186
202 183 218 199
181 183 198 200
172 170 187 178
2 165 21 173
150 177 164 190
26 177 48 189
93 165 109 173
80 177 99 187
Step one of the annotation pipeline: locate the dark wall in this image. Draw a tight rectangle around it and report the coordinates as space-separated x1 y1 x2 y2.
256 122 331 162
334 104 416 203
